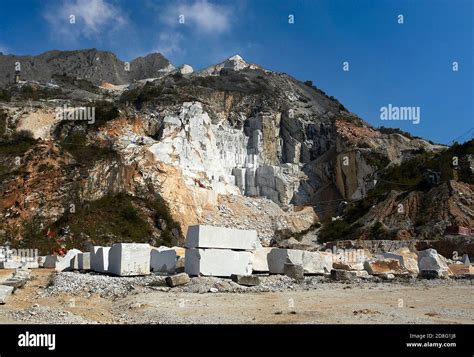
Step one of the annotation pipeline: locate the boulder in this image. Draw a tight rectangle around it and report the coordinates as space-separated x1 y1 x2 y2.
418 249 451 279
0 285 13 304
165 273 190 287
332 262 364 271
383 248 419 275
284 263 304 281
108 243 151 276
185 225 259 251
150 247 177 274
91 247 110 273
363 259 405 275
179 64 193 75
231 274 260 286
55 249 81 272
331 269 370 281
268 249 332 274
460 254 470 265
251 247 273 272
448 264 474 276
185 248 253 277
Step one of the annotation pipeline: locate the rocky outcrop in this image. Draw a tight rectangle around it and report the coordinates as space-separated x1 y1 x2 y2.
0 49 174 87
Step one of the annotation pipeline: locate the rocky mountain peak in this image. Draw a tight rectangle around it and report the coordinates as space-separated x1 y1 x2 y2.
224 54 248 70
199 54 262 76
0 49 174 87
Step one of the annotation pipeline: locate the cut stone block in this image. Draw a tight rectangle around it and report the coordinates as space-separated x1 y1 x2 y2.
231 274 260 286
185 248 253 277
150 247 177 274
0 261 22 269
364 259 405 275
268 249 303 274
20 261 39 269
78 253 91 270
13 268 31 280
165 273 190 287
302 251 333 274
108 243 151 276
56 249 81 272
268 249 332 274
251 247 273 272
0 285 13 304
70 256 79 270
418 249 451 278
284 263 304 281
1 278 26 289
43 255 61 269
185 225 258 251
384 249 419 275
90 247 110 273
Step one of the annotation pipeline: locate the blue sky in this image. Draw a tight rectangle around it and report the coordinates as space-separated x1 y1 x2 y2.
0 0 472 144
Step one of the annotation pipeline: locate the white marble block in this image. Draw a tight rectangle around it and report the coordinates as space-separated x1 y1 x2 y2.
185 225 258 251
150 247 177 274
108 243 151 276
77 253 90 270
268 249 332 274
251 247 273 272
185 248 253 277
90 247 110 273
56 249 81 272
43 255 62 269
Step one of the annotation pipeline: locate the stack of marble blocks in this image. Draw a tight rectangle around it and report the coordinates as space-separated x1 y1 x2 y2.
184 225 258 277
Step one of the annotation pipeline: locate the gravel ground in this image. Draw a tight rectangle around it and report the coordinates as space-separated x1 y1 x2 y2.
43 271 472 296
9 305 94 324
1 270 472 324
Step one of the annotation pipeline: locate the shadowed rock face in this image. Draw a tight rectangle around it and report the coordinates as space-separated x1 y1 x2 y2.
0 49 173 87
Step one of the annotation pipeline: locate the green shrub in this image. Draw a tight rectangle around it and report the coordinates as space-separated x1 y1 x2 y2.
319 219 353 243
60 131 118 167
54 193 154 249
0 89 11 102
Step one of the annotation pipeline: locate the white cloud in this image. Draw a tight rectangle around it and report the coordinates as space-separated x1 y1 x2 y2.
0 45 8 54
154 32 184 57
161 0 232 35
44 0 127 41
